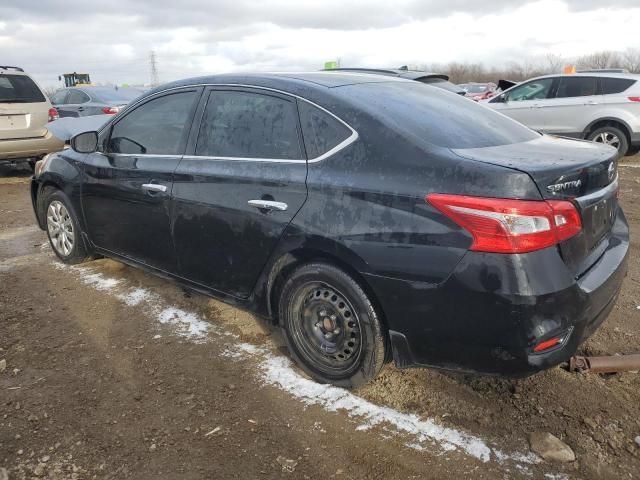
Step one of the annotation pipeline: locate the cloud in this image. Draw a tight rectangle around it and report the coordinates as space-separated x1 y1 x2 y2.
1 0 639 88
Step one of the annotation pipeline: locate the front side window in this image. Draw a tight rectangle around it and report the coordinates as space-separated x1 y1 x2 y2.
108 90 196 155
556 77 598 98
195 90 303 160
506 78 554 102
298 101 351 158
67 90 90 104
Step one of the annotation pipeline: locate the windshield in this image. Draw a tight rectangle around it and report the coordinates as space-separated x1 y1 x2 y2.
460 84 487 94
340 81 540 149
89 88 143 104
0 74 46 103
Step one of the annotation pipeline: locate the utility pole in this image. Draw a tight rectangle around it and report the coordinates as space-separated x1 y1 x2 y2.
149 50 159 87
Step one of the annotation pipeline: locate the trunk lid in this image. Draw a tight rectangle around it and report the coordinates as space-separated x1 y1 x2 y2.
0 104 48 140
452 135 619 275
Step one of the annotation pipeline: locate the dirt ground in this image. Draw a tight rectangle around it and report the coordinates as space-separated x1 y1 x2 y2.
1 158 639 479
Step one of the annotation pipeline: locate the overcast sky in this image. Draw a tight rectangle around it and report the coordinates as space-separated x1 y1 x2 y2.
1 0 639 88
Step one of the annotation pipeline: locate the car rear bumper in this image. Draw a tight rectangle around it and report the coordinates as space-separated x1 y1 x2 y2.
364 207 629 376
0 131 64 162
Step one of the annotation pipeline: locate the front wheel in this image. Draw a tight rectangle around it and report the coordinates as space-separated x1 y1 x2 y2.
279 263 387 388
587 126 629 157
43 188 91 264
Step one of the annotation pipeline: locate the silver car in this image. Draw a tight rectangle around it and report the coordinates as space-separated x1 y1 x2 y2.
483 72 640 156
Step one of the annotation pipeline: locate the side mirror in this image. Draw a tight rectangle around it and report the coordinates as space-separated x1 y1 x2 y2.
70 131 98 154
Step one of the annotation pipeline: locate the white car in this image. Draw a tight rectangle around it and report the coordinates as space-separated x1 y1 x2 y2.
483 72 640 156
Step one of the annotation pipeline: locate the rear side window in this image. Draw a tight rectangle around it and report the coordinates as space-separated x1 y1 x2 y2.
556 77 598 98
298 101 351 158
0 75 46 103
51 90 68 105
600 77 636 94
341 82 539 149
108 91 196 155
67 90 90 104
196 90 303 160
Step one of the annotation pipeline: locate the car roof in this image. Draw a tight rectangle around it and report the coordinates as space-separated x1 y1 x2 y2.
0 66 27 75
148 71 411 95
530 72 640 81
324 68 449 81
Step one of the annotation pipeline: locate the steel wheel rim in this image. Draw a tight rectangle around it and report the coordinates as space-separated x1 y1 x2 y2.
594 131 621 149
47 200 74 257
289 282 363 376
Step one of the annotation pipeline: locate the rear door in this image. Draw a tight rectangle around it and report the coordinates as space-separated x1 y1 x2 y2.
544 76 601 136
0 73 49 140
488 77 556 131
81 88 201 273
56 89 91 117
172 87 308 298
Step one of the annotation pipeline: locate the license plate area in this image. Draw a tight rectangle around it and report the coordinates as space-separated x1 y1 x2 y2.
0 114 28 130
579 189 617 249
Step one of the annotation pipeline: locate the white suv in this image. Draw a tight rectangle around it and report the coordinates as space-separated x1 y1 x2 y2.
484 72 640 156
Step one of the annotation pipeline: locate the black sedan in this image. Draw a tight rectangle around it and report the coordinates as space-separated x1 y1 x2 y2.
50 86 143 118
31 72 628 388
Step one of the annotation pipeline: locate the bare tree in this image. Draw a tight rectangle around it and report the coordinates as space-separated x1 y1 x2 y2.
576 50 621 70
544 53 564 74
622 48 640 73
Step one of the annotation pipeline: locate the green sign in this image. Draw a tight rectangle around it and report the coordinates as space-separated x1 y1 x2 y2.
324 61 338 70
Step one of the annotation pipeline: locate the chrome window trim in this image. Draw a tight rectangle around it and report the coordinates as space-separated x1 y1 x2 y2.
102 83 359 164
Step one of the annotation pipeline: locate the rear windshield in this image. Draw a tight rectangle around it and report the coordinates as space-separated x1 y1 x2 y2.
0 74 46 103
89 88 143 103
340 82 539 149
460 84 487 94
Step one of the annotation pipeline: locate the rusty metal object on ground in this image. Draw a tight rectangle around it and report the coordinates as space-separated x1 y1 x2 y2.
569 354 640 373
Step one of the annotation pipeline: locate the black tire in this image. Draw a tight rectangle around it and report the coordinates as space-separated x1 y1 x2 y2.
278 262 387 388
587 125 629 157
42 187 92 264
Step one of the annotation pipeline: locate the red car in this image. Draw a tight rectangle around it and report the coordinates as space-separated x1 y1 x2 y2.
458 82 497 101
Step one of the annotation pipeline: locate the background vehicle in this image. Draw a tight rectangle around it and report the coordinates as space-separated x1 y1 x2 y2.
484 72 640 156
51 86 143 117
0 66 63 170
31 72 627 388
59 72 91 87
324 67 466 95
458 82 496 100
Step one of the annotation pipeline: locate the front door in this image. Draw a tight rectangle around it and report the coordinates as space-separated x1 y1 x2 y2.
81 88 201 273
490 77 556 132
172 87 308 299
544 76 601 136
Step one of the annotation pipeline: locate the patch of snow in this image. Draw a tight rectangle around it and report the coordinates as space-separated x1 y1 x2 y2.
157 307 210 341
260 355 494 462
78 272 120 291
544 474 569 480
118 287 152 306
153 335 162 339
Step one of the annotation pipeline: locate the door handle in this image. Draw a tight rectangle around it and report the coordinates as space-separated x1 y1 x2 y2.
142 183 167 193
585 101 599 105
248 200 288 211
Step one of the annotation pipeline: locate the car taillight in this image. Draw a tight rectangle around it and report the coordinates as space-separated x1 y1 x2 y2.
426 194 582 254
628 96 640 102
102 106 120 114
48 107 59 122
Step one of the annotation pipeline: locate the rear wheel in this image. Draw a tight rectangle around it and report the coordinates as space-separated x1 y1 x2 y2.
43 188 91 264
279 263 386 388
587 125 629 157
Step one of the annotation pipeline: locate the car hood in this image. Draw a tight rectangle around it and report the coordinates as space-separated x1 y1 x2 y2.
47 114 111 142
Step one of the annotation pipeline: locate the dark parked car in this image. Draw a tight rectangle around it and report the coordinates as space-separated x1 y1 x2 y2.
31 72 628 388
50 86 143 117
325 67 466 95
